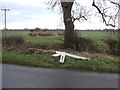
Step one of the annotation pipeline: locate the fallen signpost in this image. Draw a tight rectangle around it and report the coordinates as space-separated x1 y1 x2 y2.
52 51 90 63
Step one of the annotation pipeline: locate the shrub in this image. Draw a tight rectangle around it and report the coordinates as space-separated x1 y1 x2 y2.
28 33 37 37
73 32 98 52
38 33 54 36
2 36 24 48
103 39 119 56
32 43 64 50
73 37 98 52
58 33 64 36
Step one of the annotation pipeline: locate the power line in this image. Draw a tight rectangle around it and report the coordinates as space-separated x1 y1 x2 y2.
1 8 10 30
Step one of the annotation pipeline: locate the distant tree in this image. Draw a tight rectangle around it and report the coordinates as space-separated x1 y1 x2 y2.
24 28 29 31
30 29 34 32
34 27 41 32
43 28 48 32
47 0 120 49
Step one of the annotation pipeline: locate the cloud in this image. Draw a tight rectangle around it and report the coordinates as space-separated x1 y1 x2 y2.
0 0 62 29
0 0 47 8
0 0 117 29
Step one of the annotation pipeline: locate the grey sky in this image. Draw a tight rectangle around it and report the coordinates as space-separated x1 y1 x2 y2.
0 0 119 29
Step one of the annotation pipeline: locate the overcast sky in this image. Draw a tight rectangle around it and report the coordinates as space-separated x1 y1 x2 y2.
0 0 118 30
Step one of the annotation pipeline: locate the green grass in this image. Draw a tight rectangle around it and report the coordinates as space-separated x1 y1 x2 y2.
2 53 119 73
2 31 28 37
79 31 118 50
2 31 63 44
80 31 118 40
26 36 63 44
2 31 118 51
2 30 119 73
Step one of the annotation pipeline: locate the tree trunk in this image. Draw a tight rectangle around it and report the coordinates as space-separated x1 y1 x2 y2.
61 1 75 49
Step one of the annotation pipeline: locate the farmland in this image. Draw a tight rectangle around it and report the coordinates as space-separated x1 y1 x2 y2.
2 30 119 73
2 30 118 51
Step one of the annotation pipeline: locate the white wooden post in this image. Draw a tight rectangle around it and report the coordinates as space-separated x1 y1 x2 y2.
60 52 65 63
52 51 90 63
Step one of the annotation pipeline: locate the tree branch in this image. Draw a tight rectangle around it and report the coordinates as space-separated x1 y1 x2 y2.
109 0 120 8
92 0 115 27
71 16 87 22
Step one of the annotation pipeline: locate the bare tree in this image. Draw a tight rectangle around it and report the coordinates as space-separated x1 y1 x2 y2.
47 0 119 49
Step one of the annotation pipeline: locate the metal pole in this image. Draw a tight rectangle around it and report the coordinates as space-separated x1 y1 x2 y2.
5 9 6 29
118 0 120 56
1 8 10 30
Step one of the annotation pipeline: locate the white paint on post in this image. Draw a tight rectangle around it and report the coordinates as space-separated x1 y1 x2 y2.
52 53 61 57
52 51 90 63
60 53 65 63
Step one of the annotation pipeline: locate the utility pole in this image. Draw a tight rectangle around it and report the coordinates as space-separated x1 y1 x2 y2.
118 0 120 55
1 8 10 30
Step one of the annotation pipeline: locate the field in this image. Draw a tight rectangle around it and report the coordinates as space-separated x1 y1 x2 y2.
2 30 118 46
2 30 119 73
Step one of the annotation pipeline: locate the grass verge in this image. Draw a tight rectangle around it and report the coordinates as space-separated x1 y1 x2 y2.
2 53 119 73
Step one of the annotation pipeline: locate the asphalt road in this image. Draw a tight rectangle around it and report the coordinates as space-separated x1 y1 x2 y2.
2 64 118 88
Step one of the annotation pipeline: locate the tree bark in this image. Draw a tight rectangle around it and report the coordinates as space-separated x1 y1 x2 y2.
61 1 75 49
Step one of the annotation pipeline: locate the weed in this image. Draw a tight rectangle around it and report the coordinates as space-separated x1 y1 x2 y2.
73 32 98 52
32 43 64 50
2 53 119 73
2 36 24 48
58 33 64 36
103 39 119 56
38 33 54 36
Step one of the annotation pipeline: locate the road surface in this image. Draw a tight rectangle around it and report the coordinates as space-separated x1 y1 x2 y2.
2 64 118 88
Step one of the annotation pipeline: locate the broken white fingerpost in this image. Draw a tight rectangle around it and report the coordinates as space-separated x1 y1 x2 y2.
59 52 65 63
52 51 90 63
